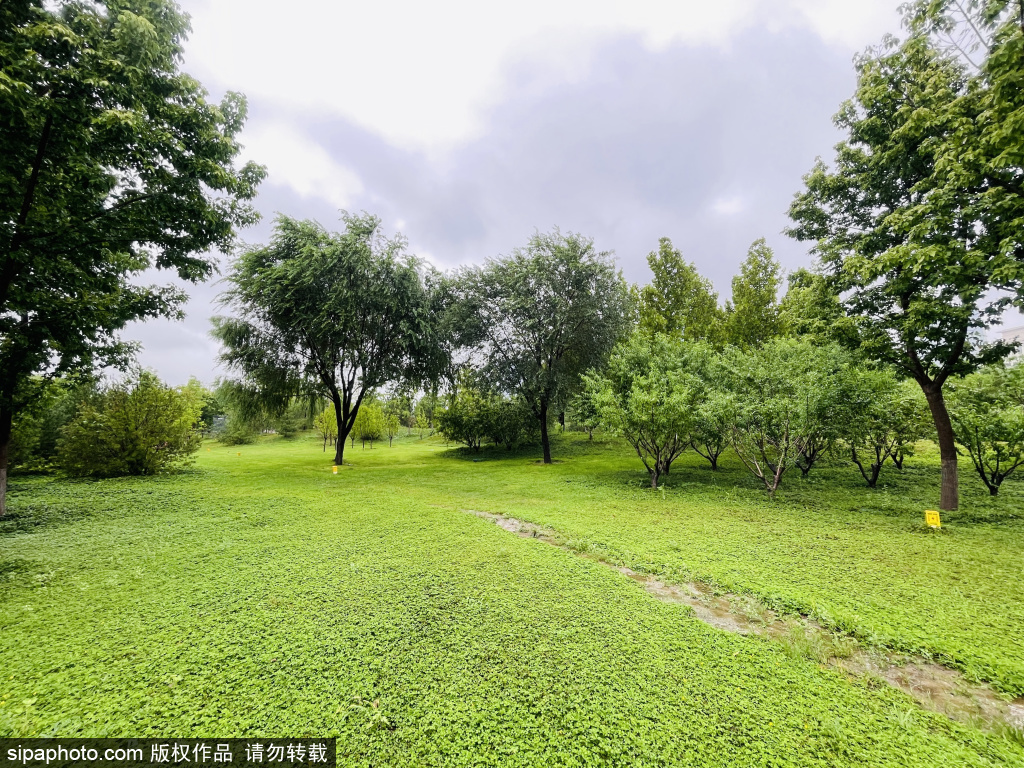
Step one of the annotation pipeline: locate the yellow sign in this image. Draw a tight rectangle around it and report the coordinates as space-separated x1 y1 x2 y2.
925 510 941 528
332 465 338 475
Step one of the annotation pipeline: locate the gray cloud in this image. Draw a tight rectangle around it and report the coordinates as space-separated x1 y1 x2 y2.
128 25 859 384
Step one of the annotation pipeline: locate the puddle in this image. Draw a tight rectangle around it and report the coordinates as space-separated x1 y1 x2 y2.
465 509 1024 734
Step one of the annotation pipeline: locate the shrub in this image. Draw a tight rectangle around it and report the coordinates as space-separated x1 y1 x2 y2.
57 372 204 477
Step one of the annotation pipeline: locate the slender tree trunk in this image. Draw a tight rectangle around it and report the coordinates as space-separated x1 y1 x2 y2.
922 383 958 511
332 393 346 465
650 468 659 488
539 400 552 464
0 406 12 517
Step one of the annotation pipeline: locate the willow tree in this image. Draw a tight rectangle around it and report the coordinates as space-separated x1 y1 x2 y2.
0 0 263 515
788 6 1024 510
212 214 443 466
457 230 630 464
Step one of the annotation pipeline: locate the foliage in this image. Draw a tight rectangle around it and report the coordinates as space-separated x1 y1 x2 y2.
787 10 1024 510
583 334 698 487
637 238 723 343
313 405 338 452
723 239 784 349
0 437 1022 766
353 402 384 449
212 214 442 465
949 364 1024 495
437 374 536 452
725 339 851 494
841 372 931 487
779 268 859 347
56 371 203 477
456 230 630 463
414 391 440 437
682 343 734 471
0 0 263 514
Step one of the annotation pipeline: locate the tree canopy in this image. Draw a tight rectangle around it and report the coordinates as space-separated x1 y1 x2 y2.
456 230 630 463
787 4 1024 510
638 238 722 343
212 214 442 465
0 0 263 514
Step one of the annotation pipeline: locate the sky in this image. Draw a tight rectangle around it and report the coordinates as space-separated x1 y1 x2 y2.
125 0 979 385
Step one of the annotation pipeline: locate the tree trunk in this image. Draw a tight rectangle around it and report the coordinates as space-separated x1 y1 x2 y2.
332 395 347 465
539 400 552 464
0 406 12 517
650 468 659 488
922 383 958 511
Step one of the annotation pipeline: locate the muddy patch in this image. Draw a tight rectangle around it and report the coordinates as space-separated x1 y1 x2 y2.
465 509 1024 734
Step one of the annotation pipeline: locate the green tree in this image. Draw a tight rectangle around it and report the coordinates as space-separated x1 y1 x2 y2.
949 364 1024 495
678 342 733 471
354 401 384 449
57 370 203 477
725 339 848 495
638 238 722 343
0 0 263 514
436 372 488 452
724 239 784 349
841 370 931 487
584 333 698 488
787 21 1023 511
212 214 441 466
457 230 629 463
779 268 859 347
313 405 338 453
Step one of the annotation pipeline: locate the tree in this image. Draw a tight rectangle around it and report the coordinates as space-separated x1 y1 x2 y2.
638 238 723 343
384 412 400 447
678 342 733 471
212 214 441 466
313 406 338 453
437 380 487 451
57 371 203 477
949 364 1024 495
725 339 847 495
0 0 263 514
457 230 629 463
584 333 698 488
724 239 784 348
788 8 1024 510
354 402 384 449
779 268 859 347
842 370 930 487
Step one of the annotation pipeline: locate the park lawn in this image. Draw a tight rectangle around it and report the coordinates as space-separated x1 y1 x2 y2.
0 434 1019 767
403 433 1024 698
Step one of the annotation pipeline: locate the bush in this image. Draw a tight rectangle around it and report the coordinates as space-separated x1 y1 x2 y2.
57 372 204 477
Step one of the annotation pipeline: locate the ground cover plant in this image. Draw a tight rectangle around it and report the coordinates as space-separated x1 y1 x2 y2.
1 434 1022 766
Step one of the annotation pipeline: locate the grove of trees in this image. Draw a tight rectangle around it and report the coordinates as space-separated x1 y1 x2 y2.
3 0 1023 518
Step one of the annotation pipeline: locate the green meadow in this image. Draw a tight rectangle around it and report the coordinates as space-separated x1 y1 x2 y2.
1 433 1022 767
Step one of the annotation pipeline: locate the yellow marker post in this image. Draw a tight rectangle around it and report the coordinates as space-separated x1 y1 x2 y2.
237 452 241 457
332 465 338 475
925 510 941 528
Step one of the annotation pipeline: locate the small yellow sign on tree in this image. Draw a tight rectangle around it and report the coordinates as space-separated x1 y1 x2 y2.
925 510 941 528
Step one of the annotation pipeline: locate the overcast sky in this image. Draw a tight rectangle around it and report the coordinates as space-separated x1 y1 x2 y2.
127 0 956 384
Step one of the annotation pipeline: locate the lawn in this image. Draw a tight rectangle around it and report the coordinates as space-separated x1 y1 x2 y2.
0 433 1022 767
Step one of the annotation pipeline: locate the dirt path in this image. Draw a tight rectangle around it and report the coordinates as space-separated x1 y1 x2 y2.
465 508 1024 734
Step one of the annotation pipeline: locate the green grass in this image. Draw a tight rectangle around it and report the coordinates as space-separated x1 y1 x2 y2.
0 433 1022 766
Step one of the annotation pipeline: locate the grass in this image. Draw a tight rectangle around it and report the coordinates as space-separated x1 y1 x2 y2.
0 432 1021 766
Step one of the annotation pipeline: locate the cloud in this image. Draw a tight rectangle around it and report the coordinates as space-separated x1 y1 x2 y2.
128 2 915 383
179 0 901 149
238 122 364 210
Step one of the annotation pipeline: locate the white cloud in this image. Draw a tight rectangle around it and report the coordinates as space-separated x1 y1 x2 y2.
711 195 746 216
179 0 902 150
238 122 363 210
